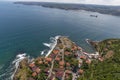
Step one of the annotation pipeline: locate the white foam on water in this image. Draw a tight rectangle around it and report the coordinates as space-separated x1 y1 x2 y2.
10 53 27 80
43 43 51 47
40 50 46 55
0 36 61 80
40 36 60 57
45 36 60 57
0 53 30 80
0 65 4 70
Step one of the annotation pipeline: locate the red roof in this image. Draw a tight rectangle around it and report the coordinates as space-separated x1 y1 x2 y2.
80 56 86 59
29 63 35 68
38 61 43 64
86 59 91 64
45 58 52 62
55 57 60 61
35 67 41 73
32 72 37 77
59 61 64 66
98 57 104 62
78 69 84 74
65 51 70 55
53 49 59 54
66 62 70 67
59 66 64 69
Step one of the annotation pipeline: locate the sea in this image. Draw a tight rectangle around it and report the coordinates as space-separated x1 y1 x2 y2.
0 1 120 80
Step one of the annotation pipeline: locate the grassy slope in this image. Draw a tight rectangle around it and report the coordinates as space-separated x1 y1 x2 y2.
78 39 120 80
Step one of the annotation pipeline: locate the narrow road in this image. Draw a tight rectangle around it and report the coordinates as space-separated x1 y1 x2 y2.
72 73 77 80
62 71 66 80
47 59 55 79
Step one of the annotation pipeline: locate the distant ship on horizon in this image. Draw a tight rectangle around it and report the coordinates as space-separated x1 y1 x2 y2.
90 15 98 17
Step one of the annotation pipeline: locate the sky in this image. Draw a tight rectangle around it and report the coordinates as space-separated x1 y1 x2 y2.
2 0 120 5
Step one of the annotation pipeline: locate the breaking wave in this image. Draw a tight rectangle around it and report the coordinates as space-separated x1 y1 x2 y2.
0 36 60 80
11 53 27 80
41 35 60 57
0 53 29 80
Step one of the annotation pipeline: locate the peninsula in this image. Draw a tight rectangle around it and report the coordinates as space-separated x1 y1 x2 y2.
13 36 120 80
14 2 120 16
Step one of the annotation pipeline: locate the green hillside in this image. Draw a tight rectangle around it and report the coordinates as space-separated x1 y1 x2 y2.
78 39 120 80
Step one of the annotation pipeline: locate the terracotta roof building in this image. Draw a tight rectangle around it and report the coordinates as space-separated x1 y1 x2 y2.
45 58 52 62
38 61 43 64
66 62 70 67
55 57 60 61
29 63 35 68
53 49 59 55
86 59 91 64
59 61 64 66
78 69 84 74
35 67 41 73
80 56 86 60
32 72 37 77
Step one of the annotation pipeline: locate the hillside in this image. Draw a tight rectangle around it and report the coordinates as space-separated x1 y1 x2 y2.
78 39 120 80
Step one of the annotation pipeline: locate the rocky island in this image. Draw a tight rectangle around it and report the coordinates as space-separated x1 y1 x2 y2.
13 36 120 80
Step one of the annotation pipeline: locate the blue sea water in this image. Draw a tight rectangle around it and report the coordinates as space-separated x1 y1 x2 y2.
0 2 120 79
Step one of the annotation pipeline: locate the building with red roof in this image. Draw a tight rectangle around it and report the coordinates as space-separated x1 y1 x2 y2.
32 72 37 77
29 63 35 68
59 61 64 66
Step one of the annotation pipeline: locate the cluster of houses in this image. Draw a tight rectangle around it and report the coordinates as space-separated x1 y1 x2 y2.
27 38 104 80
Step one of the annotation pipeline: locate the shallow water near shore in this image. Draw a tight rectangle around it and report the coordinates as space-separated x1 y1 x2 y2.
0 2 120 80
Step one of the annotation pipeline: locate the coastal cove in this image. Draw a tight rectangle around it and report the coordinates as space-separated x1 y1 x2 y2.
0 2 120 80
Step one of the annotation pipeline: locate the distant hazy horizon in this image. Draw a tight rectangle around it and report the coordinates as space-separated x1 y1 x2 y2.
1 0 120 6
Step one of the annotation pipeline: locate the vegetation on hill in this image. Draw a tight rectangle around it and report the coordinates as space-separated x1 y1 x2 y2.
78 39 120 80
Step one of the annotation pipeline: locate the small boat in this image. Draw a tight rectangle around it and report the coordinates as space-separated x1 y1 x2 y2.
90 15 98 17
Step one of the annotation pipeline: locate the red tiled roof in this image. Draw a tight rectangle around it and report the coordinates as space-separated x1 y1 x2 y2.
32 72 37 77
38 61 43 64
80 56 86 59
35 67 41 73
98 57 104 62
59 61 64 66
45 58 52 62
86 59 91 64
59 66 64 69
29 63 35 68
78 69 84 74
65 51 70 55
66 62 70 67
53 49 59 54
55 57 60 61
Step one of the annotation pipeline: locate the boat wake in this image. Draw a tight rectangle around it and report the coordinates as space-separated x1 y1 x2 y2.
41 35 60 57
